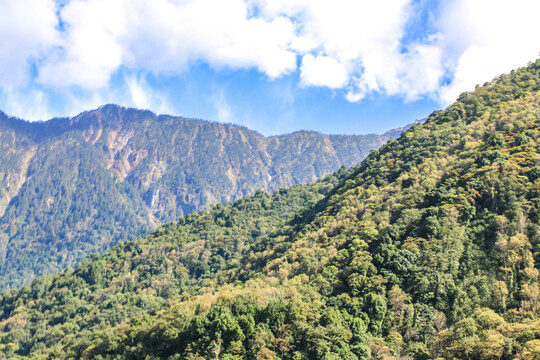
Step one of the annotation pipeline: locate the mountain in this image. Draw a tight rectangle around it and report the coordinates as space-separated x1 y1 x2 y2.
380 118 425 138
1 61 539 359
0 108 406 290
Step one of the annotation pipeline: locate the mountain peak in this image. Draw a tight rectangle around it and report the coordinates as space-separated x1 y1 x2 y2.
69 104 154 130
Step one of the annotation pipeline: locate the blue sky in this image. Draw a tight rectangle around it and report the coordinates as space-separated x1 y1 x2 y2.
0 0 539 136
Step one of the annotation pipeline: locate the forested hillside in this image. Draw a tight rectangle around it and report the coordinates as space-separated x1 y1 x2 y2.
0 108 402 290
1 61 540 359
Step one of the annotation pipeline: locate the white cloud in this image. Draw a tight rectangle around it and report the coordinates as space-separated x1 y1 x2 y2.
0 0 59 87
37 0 126 88
0 0 539 116
212 90 234 124
438 0 540 104
36 0 298 88
125 74 172 114
0 74 174 123
300 54 348 89
0 88 53 121
258 0 432 98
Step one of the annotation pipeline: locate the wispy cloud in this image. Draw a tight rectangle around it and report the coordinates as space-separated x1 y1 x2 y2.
212 90 234 124
0 88 53 121
125 74 173 114
0 73 174 122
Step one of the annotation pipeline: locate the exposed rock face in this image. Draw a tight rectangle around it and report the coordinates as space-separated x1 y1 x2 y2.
143 187 160 209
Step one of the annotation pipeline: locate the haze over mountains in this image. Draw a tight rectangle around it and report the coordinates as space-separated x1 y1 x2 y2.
0 106 412 289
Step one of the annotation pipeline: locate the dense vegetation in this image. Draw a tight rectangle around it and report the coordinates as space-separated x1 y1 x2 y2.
1 60 540 359
0 168 347 358
0 108 400 290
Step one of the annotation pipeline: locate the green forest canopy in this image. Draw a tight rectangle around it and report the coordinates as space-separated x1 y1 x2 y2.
1 60 540 359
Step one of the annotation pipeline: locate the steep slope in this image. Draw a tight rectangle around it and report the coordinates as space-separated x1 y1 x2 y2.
2 61 539 359
0 168 349 358
0 108 402 290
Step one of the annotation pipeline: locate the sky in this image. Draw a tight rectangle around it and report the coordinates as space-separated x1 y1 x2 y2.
0 0 539 136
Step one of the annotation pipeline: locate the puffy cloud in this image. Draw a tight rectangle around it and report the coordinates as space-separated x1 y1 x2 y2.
438 0 540 104
37 0 298 88
300 54 348 89
37 0 126 88
0 0 539 112
343 40 444 102
0 0 59 87
258 0 431 98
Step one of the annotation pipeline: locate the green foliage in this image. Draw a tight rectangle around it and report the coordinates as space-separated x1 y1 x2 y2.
0 170 347 359
0 106 396 290
1 60 540 359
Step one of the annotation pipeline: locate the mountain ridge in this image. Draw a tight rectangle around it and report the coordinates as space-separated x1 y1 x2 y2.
0 106 413 290
0 104 416 138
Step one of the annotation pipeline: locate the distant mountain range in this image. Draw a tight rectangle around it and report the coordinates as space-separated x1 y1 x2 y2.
0 106 414 289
